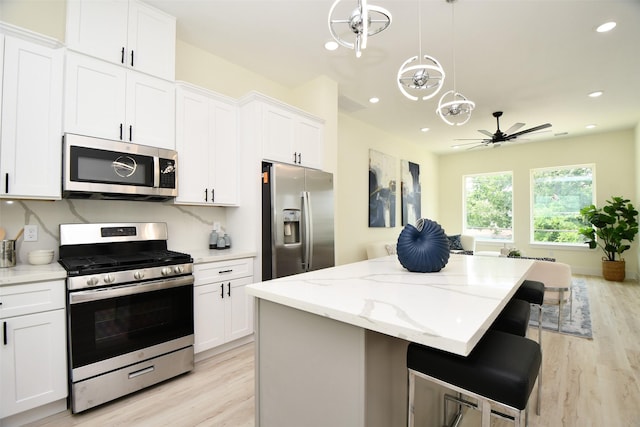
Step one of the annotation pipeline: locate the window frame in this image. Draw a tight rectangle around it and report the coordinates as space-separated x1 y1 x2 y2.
529 163 596 246
462 170 514 243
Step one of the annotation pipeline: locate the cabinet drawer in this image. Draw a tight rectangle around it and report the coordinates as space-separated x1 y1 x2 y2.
194 258 254 285
0 280 65 319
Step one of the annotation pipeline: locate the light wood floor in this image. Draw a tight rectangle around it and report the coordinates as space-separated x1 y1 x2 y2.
28 275 640 427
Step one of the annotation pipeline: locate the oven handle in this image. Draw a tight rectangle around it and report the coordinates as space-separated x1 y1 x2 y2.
69 275 193 304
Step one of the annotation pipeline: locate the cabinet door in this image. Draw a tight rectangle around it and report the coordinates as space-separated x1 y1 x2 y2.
65 0 129 66
225 276 254 342
64 52 127 141
210 98 238 205
193 282 226 353
0 36 63 199
295 117 324 170
262 103 296 165
127 0 176 80
175 87 209 204
126 71 175 149
0 310 67 418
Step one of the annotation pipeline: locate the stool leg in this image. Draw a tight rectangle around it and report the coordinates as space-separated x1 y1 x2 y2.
536 303 542 416
408 369 415 427
480 398 491 427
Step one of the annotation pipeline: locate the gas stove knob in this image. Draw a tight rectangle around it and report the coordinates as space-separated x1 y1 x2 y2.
174 265 184 274
103 274 115 284
134 271 145 280
86 277 99 287
161 267 173 276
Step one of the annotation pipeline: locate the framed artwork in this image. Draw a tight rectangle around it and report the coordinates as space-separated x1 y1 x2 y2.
369 149 396 227
401 160 421 226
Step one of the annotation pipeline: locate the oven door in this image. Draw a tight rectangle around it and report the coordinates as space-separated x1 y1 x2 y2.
68 275 193 382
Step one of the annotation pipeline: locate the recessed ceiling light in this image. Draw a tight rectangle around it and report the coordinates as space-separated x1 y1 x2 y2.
324 41 339 51
596 21 616 33
588 91 603 98
586 124 597 129
420 127 430 132
369 97 379 104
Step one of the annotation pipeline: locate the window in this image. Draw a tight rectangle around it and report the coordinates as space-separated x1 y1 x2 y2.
531 164 595 244
463 172 513 241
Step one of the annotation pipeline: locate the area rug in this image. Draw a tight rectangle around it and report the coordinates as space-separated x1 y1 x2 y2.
528 278 593 339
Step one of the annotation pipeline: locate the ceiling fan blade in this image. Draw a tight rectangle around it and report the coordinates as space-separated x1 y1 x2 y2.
504 122 525 135
507 123 551 139
478 130 494 137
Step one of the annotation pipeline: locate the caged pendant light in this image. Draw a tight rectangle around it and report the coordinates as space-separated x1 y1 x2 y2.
436 0 475 125
397 0 445 101
328 0 392 58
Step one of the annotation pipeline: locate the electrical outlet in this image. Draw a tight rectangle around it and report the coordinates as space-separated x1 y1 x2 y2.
24 225 38 242
213 222 221 231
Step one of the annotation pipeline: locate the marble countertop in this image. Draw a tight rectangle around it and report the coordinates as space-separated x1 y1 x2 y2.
182 248 257 264
0 262 67 286
246 254 535 356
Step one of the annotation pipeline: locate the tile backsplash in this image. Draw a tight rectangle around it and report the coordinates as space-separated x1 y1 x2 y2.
0 199 230 264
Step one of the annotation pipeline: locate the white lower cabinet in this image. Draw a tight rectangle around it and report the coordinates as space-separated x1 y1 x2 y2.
0 280 67 420
194 258 254 353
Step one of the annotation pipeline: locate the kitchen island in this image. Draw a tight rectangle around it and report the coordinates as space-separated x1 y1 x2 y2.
246 253 535 427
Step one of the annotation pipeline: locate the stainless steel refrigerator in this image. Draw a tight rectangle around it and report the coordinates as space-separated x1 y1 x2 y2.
262 161 335 280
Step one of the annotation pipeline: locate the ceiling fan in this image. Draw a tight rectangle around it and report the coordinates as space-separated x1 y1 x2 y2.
454 111 552 149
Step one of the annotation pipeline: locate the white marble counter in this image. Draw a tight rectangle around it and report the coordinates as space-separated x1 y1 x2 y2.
247 253 534 356
0 262 67 286
182 248 257 264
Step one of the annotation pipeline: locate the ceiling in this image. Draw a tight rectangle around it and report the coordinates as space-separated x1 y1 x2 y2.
146 0 640 154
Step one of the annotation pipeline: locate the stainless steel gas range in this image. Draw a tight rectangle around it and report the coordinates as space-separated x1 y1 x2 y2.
58 222 194 413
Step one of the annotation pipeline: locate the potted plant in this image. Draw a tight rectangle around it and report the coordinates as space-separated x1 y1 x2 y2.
579 196 639 281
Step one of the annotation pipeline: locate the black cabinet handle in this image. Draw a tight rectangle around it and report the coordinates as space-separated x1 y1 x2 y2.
130 50 134 67
121 47 125 64
293 152 297 163
4 173 8 193
3 322 6 346
227 283 231 297
297 153 302 164
211 189 215 203
119 123 123 140
220 283 224 298
129 125 132 141
204 188 208 202
219 269 233 274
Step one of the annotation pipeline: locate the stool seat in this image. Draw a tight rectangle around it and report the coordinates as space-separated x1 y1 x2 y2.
491 298 531 337
407 330 541 411
514 280 545 305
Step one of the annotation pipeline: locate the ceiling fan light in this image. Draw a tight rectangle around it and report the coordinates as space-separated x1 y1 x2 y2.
397 55 446 101
436 90 475 126
328 0 392 58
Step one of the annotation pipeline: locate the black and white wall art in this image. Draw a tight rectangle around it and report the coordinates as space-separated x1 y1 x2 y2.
369 149 396 227
401 160 421 225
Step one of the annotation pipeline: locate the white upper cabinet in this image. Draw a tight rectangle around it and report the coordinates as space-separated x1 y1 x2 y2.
66 0 176 80
175 83 238 206
64 51 175 149
247 95 324 170
0 34 63 200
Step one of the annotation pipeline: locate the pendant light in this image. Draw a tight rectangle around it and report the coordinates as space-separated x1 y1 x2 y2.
436 0 475 125
397 1 445 101
328 0 392 58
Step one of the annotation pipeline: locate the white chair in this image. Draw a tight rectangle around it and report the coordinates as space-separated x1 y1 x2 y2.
365 241 396 259
525 260 573 331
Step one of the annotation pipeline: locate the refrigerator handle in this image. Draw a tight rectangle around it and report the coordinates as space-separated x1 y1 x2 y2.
301 191 313 271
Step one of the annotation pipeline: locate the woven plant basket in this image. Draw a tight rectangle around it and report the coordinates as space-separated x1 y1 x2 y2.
602 258 625 282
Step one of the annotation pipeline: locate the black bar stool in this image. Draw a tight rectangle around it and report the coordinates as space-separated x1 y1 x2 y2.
407 330 541 427
513 279 545 415
490 298 531 337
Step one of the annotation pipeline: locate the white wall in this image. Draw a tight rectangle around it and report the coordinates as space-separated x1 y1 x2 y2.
336 113 439 265
438 129 637 277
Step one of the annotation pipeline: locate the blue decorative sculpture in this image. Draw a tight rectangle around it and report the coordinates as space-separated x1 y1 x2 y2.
397 218 450 272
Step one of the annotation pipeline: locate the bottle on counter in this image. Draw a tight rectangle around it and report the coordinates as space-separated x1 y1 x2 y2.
209 230 218 249
217 235 227 249
224 233 231 248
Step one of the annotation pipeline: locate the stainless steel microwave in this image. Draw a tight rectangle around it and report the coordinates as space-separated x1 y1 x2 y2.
63 134 177 201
